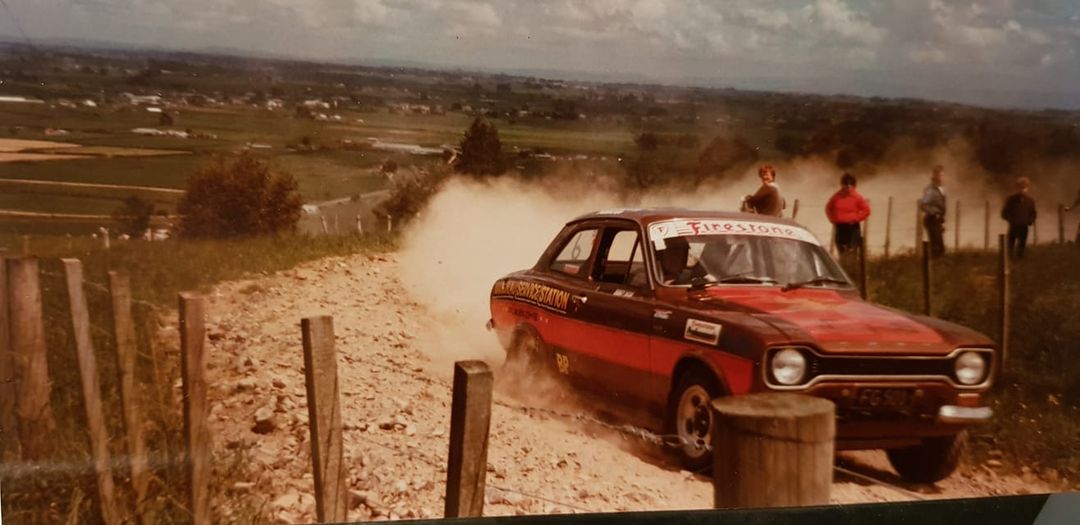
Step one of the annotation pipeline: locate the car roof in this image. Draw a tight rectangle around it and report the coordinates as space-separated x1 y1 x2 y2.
568 207 803 228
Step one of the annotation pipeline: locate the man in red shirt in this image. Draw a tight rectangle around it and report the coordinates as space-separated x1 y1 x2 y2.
825 173 871 253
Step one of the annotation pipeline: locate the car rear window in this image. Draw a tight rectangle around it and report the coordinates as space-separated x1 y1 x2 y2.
550 228 597 278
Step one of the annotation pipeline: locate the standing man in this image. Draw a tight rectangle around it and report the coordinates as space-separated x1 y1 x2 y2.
743 165 784 217
919 165 947 257
1064 186 1080 244
826 173 871 253
1001 177 1037 259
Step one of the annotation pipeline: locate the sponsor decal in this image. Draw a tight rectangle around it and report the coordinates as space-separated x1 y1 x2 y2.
613 288 635 298
684 318 722 345
492 279 572 313
648 218 820 248
653 309 672 320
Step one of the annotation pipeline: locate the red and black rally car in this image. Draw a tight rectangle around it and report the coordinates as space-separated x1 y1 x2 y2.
488 209 996 482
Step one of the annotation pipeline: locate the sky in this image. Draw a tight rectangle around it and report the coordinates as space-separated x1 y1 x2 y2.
2 0 1079 110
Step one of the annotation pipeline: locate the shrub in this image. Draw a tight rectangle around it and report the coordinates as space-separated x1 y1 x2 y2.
375 166 451 223
112 195 155 237
177 154 302 238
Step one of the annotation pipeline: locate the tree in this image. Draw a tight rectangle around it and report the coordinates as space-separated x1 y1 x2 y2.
456 117 505 176
177 154 302 238
112 195 155 237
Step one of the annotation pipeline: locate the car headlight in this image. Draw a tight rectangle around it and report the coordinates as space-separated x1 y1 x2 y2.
771 348 807 386
955 351 987 385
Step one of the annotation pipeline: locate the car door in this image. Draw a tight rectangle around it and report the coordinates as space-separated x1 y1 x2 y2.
570 224 656 405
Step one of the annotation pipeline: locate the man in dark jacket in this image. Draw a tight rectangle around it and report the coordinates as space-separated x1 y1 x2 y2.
1001 177 1037 259
919 165 947 258
743 165 784 217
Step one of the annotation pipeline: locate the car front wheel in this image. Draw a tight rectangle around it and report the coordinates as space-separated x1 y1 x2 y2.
886 431 967 483
667 368 722 473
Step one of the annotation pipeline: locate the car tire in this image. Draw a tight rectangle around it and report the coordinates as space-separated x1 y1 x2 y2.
666 367 722 473
886 431 967 483
505 328 553 377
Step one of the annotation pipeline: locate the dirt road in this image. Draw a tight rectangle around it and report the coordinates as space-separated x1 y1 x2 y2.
189 252 1053 523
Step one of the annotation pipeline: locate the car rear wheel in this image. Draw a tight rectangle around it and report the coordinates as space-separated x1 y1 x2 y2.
504 329 552 377
886 431 967 483
667 368 722 473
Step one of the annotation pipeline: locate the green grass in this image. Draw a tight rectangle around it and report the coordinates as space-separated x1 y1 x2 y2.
867 245 1080 484
0 233 396 523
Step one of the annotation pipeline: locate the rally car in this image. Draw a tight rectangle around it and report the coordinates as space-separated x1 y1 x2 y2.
488 209 996 482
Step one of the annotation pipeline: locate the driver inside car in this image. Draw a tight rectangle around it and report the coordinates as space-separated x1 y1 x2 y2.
659 237 709 285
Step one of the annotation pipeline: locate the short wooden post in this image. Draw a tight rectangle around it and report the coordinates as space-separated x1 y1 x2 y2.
1058 204 1065 244
712 394 835 509
386 214 393 233
63 259 121 525
109 272 150 513
858 232 868 300
355 214 363 235
302 316 348 522
320 216 329 235
444 360 494 518
984 200 991 251
998 234 1010 370
915 201 923 255
103 228 111 250
884 196 893 258
333 214 340 235
179 293 210 525
791 199 800 220
922 240 931 316
0 253 16 458
954 200 962 250
6 257 54 460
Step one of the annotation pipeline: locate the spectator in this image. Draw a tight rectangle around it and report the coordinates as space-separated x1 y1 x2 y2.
1064 186 1080 243
918 165 947 257
826 173 871 254
1001 177 1037 259
743 165 784 217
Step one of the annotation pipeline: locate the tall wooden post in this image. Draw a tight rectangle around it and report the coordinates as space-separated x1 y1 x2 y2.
356 215 363 235
444 361 494 518
915 201 924 255
883 196 893 258
1059 205 1066 244
984 200 991 251
179 293 210 525
954 200 962 250
63 259 121 525
6 257 54 460
1032 218 1039 246
712 394 835 508
302 316 348 522
386 214 393 233
922 240 931 317
0 253 15 458
998 235 1010 370
859 233 868 300
109 272 150 513
791 199 800 220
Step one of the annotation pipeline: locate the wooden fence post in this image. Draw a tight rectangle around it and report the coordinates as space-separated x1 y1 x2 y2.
922 240 931 317
444 360 494 518
984 200 991 251
63 259 121 525
0 252 16 459
859 232 868 300
386 214 393 233
712 394 835 509
320 216 329 235
109 271 150 513
915 201 923 254
301 316 348 522
998 234 1010 370
1059 204 1065 244
179 292 210 525
6 257 54 460
21 235 29 256
954 200 962 250
791 199 800 221
884 196 893 258
356 214 363 235
333 214 340 235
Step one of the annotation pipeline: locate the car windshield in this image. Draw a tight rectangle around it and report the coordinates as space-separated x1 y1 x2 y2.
651 233 850 288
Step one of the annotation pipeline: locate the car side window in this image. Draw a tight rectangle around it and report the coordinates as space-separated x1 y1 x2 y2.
594 229 647 288
550 228 597 278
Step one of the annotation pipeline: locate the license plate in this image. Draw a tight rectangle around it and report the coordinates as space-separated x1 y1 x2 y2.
853 388 911 410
